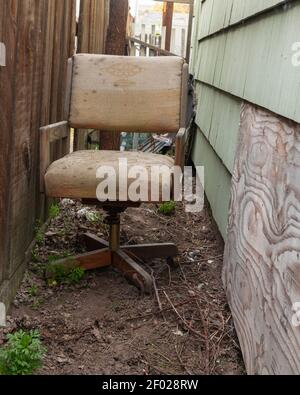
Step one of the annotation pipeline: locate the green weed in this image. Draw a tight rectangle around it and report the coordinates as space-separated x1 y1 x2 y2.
34 221 44 245
47 263 85 286
158 201 176 216
28 285 38 298
0 330 46 375
48 204 60 219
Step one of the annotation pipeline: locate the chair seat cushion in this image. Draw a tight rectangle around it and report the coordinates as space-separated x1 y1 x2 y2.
45 150 175 202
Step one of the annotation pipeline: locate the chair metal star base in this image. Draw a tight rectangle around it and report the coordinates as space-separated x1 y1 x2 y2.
48 204 178 294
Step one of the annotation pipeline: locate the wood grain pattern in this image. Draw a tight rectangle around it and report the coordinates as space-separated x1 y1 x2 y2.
78 0 109 54
0 0 19 284
0 0 76 308
101 0 128 151
193 0 300 125
191 0 300 238
70 54 184 133
40 121 70 192
75 0 110 151
223 103 300 375
197 0 291 40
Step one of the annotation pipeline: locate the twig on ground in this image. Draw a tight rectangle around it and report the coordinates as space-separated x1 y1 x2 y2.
125 298 195 321
151 271 165 321
163 291 206 340
175 343 193 375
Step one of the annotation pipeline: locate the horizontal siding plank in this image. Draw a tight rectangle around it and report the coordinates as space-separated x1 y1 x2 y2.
192 129 232 238
194 1 300 124
195 83 241 173
198 0 294 40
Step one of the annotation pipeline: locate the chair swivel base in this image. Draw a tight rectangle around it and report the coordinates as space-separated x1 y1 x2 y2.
76 233 178 293
46 203 179 294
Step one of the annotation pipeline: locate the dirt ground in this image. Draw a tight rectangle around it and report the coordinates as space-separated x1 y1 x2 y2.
2 199 245 375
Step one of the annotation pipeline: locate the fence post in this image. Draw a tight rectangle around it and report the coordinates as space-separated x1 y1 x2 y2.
141 24 146 56
162 1 174 51
181 28 186 58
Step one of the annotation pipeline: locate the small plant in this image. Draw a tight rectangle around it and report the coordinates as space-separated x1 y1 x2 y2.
28 285 38 298
0 330 46 375
48 203 60 219
158 201 176 216
31 248 41 263
67 267 85 284
34 221 44 245
47 263 85 286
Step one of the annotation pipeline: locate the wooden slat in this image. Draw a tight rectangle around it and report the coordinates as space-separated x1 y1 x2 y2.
197 0 291 40
128 36 177 57
194 83 241 174
40 0 55 126
192 130 232 238
0 0 19 284
50 0 64 124
223 103 300 374
0 0 76 307
162 2 174 52
40 121 70 192
9 0 41 276
75 0 110 151
194 1 300 124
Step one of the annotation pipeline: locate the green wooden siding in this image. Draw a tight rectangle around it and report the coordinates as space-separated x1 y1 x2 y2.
192 130 232 239
195 83 241 173
198 0 290 40
191 0 300 238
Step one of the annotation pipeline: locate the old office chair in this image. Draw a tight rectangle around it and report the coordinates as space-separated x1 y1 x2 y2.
40 54 188 293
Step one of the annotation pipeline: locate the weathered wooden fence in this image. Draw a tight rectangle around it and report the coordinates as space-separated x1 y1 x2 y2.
128 20 187 58
0 0 76 308
74 0 110 151
127 25 179 153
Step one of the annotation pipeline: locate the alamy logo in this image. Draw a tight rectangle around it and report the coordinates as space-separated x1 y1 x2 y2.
96 159 204 213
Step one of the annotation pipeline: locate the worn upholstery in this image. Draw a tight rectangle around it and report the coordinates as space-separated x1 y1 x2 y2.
69 54 184 133
45 150 174 202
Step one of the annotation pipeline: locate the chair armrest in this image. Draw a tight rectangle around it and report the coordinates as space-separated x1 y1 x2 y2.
175 128 187 169
40 121 70 192
40 121 69 141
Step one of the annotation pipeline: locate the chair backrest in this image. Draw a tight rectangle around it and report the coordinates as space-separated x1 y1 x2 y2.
69 54 186 133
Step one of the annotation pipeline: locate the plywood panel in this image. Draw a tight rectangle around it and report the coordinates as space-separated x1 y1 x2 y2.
194 1 300 124
223 103 300 375
192 129 232 238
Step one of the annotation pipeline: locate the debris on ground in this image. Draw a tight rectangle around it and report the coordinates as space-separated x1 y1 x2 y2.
1 200 245 375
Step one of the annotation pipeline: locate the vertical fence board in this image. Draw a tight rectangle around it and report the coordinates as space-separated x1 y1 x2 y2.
0 0 76 308
0 0 19 285
75 0 110 151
